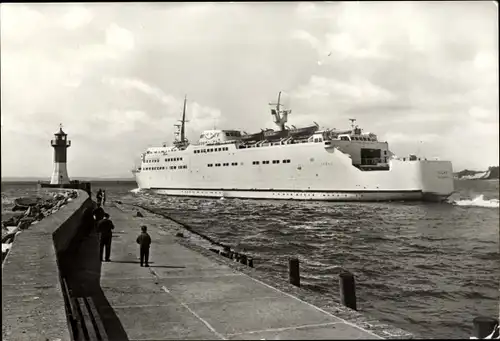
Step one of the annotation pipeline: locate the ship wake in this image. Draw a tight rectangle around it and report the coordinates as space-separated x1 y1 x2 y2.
450 195 499 208
130 188 142 194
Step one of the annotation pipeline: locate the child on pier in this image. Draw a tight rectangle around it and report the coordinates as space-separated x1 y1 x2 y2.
136 225 152 267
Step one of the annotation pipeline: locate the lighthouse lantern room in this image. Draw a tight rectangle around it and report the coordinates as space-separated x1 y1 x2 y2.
50 124 71 185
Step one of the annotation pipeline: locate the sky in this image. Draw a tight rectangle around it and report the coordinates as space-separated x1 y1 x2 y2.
1 2 498 178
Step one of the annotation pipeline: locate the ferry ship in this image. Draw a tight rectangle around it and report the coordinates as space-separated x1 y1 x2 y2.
133 93 454 202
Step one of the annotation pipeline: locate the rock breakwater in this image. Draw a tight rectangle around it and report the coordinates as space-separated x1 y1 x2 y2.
1 190 78 262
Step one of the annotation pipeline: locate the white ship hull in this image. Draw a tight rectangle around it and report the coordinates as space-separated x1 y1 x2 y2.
134 142 454 202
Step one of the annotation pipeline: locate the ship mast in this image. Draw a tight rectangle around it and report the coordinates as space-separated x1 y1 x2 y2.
269 91 291 131
173 95 189 149
349 118 357 130
180 95 187 143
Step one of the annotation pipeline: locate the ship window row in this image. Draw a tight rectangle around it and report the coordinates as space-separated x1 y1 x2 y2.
207 162 239 167
142 165 188 171
165 157 183 162
195 147 229 154
146 159 160 163
352 137 374 141
253 159 291 165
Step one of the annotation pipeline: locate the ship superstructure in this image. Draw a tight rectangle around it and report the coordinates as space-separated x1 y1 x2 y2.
133 93 454 202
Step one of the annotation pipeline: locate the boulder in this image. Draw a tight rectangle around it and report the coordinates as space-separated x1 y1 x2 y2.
2 212 24 227
18 217 35 230
42 201 55 210
175 232 184 238
136 211 144 218
24 205 41 218
12 204 28 212
14 196 42 207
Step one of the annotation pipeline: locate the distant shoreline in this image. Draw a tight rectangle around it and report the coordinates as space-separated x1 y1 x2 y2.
1 178 135 183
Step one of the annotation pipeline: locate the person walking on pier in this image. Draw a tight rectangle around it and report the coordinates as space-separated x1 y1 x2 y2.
97 213 114 262
136 225 152 267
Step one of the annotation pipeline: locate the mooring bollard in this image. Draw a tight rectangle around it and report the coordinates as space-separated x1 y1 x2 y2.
473 316 499 339
289 258 300 287
339 271 357 311
248 258 254 268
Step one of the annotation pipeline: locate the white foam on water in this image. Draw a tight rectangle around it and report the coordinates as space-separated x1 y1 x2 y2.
452 195 499 208
130 188 142 194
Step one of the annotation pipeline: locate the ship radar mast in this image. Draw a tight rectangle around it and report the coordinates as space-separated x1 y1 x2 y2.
173 95 189 149
349 118 362 135
269 91 292 131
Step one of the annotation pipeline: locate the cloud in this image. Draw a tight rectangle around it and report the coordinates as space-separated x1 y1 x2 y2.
59 5 93 30
106 23 135 51
294 75 395 103
1 2 498 177
102 77 177 105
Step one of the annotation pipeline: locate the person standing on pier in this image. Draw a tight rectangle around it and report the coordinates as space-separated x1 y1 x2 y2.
93 203 105 226
102 190 107 206
96 189 103 206
97 213 114 262
136 225 152 267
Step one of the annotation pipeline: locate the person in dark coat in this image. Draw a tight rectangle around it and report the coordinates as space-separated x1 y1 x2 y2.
97 213 114 262
83 206 96 236
136 225 152 267
96 189 103 206
93 203 105 228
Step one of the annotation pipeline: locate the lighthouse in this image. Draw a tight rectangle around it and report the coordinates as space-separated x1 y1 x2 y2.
50 124 71 185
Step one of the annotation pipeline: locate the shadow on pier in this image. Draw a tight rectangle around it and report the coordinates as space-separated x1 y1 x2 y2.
58 204 129 341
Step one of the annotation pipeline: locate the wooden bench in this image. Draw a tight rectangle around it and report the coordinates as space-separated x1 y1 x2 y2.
61 277 109 341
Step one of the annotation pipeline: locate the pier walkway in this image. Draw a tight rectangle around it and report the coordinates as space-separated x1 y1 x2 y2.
97 206 381 340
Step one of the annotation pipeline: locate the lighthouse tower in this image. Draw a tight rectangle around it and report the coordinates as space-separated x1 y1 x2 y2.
50 124 71 185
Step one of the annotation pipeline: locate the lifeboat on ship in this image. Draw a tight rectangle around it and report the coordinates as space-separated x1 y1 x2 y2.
263 129 289 140
289 124 319 138
241 131 265 142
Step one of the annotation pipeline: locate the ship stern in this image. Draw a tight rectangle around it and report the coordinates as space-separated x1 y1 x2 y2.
419 160 454 202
